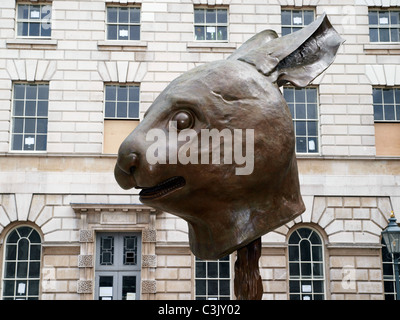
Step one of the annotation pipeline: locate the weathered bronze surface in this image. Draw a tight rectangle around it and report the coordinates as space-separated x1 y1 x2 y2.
115 14 343 263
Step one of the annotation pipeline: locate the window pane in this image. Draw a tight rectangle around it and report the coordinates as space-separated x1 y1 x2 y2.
380 28 390 42
108 25 118 40
304 11 314 25
194 9 205 24
384 105 395 120
373 88 382 103
300 240 311 261
105 85 116 101
379 11 390 25
6 245 17 260
12 134 23 151
219 262 230 278
25 118 36 134
29 262 40 278
117 102 128 118
128 102 139 118
5 262 16 278
105 102 116 118
196 261 206 278
196 280 206 295
30 244 41 260
308 137 318 153
390 28 399 42
219 280 230 295
295 89 306 102
374 104 383 120
289 246 299 261
217 10 227 24
119 8 129 23
36 135 47 151
207 262 218 278
23 134 35 151
123 236 137 265
307 121 318 136
122 276 136 300
28 280 39 295
17 262 28 278
18 5 30 19
37 118 48 134
195 26 205 40
383 89 394 104
41 23 51 37
13 118 23 134
369 28 378 42
37 100 48 117
207 280 218 295
281 10 291 25
369 11 378 25
129 86 139 101
29 22 40 37
25 101 36 116
3 280 15 296
17 238 29 260
206 9 216 24
129 25 140 40
118 26 129 40
295 121 306 136
296 104 306 119
130 8 140 23
100 236 114 265
284 88 294 102
107 7 118 22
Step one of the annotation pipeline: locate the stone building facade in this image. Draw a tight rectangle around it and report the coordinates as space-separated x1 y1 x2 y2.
0 0 399 300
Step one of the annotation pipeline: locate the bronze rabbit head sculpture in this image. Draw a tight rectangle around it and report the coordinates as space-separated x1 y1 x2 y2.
114 14 343 259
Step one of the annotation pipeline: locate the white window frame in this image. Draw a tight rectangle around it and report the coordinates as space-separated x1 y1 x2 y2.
193 6 229 42
368 9 400 43
105 5 141 41
10 82 49 153
16 2 52 39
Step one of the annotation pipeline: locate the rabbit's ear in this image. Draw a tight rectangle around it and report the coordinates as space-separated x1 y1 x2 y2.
228 13 344 87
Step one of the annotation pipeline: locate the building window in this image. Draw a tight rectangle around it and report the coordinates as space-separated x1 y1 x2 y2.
382 238 397 300
105 84 140 119
2 226 42 300
95 232 141 300
373 87 400 122
284 87 319 154
281 9 315 36
369 9 400 43
288 227 325 300
103 84 140 154
106 6 140 40
16 3 51 38
11 83 49 152
373 87 400 156
195 255 231 300
194 7 228 41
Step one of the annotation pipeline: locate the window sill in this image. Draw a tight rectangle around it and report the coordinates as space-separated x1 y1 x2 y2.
6 38 57 49
97 40 148 51
364 43 400 54
186 41 237 53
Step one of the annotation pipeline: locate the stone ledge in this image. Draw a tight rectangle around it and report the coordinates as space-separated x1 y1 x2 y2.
6 38 58 49
97 40 148 51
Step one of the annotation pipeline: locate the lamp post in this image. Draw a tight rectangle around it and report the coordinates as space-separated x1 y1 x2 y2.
381 211 400 300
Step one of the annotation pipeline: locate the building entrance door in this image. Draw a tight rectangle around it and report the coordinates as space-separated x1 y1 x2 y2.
94 232 141 300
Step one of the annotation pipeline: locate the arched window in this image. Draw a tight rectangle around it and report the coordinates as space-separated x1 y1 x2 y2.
2 226 42 300
288 227 325 300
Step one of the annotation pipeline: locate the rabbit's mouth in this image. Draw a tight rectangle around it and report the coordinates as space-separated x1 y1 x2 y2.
137 176 186 200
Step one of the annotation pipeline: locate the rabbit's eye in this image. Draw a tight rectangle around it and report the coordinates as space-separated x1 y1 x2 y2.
171 111 194 130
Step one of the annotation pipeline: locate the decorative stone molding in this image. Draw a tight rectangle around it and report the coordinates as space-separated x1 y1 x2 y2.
276 0 320 7
141 280 156 294
77 280 93 294
6 59 57 81
142 254 157 268
365 64 400 86
78 255 94 268
97 61 148 83
142 228 157 242
79 229 94 243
